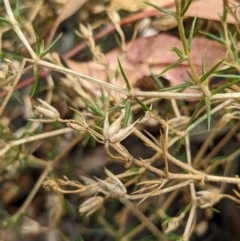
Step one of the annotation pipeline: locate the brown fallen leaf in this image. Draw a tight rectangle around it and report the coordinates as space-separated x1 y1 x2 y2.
110 0 173 11
64 34 226 97
46 0 87 47
185 0 238 24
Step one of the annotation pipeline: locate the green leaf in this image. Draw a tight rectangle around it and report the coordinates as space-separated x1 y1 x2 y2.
31 66 39 96
199 31 225 44
211 74 240 79
117 58 131 91
186 70 195 82
0 17 11 25
211 78 240 95
92 97 105 116
144 1 176 16
157 82 192 92
81 98 104 117
220 0 227 22
123 101 131 127
181 0 193 16
180 0 186 11
157 58 186 77
174 0 180 15
149 71 164 88
171 46 183 58
100 88 109 106
134 97 152 112
205 96 211 131
82 133 91 146
109 100 127 112
213 66 235 74
14 0 20 19
83 119 103 146
209 207 220 213
35 34 41 56
200 59 224 83
185 100 205 131
201 49 207 76
187 15 197 51
114 33 122 48
229 31 238 63
39 33 62 57
168 234 184 241
83 133 96 147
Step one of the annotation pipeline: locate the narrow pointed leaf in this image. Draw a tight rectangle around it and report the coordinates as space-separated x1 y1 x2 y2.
199 31 225 44
185 100 205 131
0 17 10 25
35 35 41 56
149 68 164 88
200 60 224 83
212 74 240 79
157 82 192 92
81 98 103 117
211 78 240 95
180 0 186 11
134 97 152 112
181 0 193 16
114 33 122 48
157 58 186 77
188 15 197 51
123 101 131 127
221 0 228 22
31 66 38 96
39 33 62 57
91 97 105 117
100 88 109 104
109 100 127 112
186 70 195 82
205 96 211 131
144 2 175 16
174 0 180 15
83 133 95 146
229 31 238 63
213 66 235 74
14 0 20 19
201 50 207 76
171 46 183 58
117 58 131 91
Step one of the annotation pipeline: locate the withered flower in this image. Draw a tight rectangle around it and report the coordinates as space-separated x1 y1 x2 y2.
30 99 60 122
79 196 103 216
95 168 127 198
103 112 139 143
